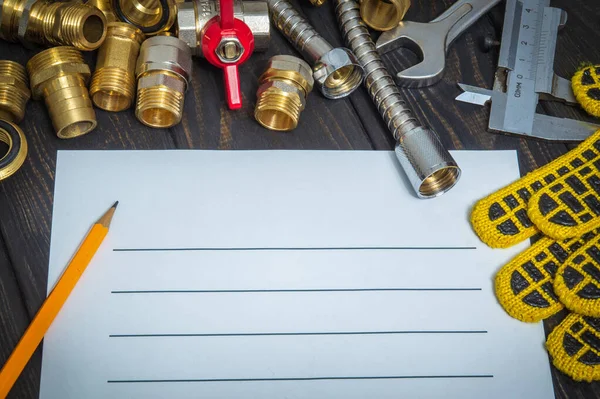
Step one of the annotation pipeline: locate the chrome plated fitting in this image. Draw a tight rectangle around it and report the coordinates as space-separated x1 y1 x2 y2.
27 46 97 139
0 60 30 123
255 55 314 131
135 35 192 128
0 0 107 50
268 0 363 99
336 0 460 198
176 0 270 57
90 22 145 111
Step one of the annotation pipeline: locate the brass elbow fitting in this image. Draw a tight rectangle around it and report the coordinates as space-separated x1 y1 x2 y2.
0 120 28 181
135 35 192 128
90 22 145 112
359 0 411 31
255 55 313 132
0 0 107 51
112 0 177 36
27 46 97 139
176 0 270 57
0 60 30 123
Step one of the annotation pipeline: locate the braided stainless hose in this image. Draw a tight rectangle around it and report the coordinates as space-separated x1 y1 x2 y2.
267 0 364 99
335 0 460 198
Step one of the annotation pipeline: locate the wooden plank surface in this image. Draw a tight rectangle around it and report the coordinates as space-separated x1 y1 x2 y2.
0 0 599 397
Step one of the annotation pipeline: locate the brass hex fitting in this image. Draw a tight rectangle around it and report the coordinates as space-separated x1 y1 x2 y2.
0 0 107 51
0 120 28 181
27 46 97 139
176 0 270 57
0 60 30 123
359 0 411 31
135 35 192 128
87 0 118 22
255 55 314 132
90 22 145 111
112 0 177 36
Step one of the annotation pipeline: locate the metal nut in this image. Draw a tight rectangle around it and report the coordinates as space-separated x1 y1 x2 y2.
0 76 30 97
312 47 363 98
17 0 37 45
216 37 244 63
30 63 91 99
175 2 199 55
136 35 192 86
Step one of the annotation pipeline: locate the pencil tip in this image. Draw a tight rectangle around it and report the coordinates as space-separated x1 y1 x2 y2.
113 201 119 209
98 201 119 228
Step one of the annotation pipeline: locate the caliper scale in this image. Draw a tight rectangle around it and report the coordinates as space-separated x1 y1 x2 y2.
457 0 600 141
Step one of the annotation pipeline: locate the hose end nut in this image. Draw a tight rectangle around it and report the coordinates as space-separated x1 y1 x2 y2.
255 55 314 131
0 61 31 123
135 35 192 128
27 46 97 139
394 127 461 199
313 48 364 99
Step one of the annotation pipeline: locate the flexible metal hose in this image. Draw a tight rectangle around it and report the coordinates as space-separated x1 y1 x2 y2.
335 0 461 198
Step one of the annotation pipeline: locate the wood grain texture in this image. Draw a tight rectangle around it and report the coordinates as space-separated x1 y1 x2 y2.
0 0 598 397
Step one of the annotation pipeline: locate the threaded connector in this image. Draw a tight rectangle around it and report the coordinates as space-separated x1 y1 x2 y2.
0 120 28 181
0 0 108 50
255 55 314 131
267 0 363 99
27 46 97 139
112 0 177 36
308 0 326 7
87 0 118 22
90 22 145 111
0 61 31 123
359 0 410 31
135 35 192 128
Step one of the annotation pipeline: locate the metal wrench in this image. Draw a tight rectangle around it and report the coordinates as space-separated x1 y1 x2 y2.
376 0 502 87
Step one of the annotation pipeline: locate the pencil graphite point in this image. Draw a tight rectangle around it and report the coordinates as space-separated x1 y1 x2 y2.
112 201 119 209
98 201 119 228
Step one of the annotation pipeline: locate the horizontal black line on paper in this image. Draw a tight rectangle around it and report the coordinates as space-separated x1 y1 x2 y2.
109 330 488 338
111 288 482 294
113 246 478 252
107 375 494 384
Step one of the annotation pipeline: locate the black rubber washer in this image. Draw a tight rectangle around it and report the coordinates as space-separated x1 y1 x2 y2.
112 0 171 34
0 120 22 172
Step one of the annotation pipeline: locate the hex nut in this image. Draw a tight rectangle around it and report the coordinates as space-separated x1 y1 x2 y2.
263 55 314 93
0 76 31 99
30 63 91 99
175 3 199 55
312 47 364 98
216 37 244 63
138 73 186 93
136 36 192 84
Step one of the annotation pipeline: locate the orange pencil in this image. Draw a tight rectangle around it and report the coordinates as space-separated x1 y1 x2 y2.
0 202 118 398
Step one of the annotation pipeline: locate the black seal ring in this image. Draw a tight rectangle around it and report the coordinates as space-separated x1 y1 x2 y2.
112 0 171 34
0 119 23 172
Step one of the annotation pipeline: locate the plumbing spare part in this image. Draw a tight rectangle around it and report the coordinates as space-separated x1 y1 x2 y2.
456 0 600 141
308 0 325 6
268 0 364 99
90 22 145 112
200 0 255 109
255 55 314 132
335 0 460 198
0 60 30 123
87 0 118 22
359 0 410 32
27 46 97 139
135 35 192 128
111 0 176 35
0 0 107 51
0 120 27 181
376 0 501 87
176 0 270 57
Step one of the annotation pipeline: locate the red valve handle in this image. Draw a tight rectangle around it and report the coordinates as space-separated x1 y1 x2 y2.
202 0 255 110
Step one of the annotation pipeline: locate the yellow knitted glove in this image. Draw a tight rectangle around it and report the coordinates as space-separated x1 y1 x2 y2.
573 65 600 118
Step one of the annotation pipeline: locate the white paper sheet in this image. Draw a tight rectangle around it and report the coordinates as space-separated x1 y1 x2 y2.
39 150 555 399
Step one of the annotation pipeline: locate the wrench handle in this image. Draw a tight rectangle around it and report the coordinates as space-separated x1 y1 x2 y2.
438 0 502 49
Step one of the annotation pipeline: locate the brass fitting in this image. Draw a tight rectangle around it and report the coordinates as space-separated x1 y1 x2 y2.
308 0 326 6
0 60 30 123
27 46 97 139
176 0 270 57
0 120 27 181
87 0 118 22
135 35 192 128
359 0 411 31
90 22 145 112
112 0 177 36
0 0 107 51
255 55 313 132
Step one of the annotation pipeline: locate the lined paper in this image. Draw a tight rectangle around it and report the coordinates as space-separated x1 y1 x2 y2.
39 150 555 399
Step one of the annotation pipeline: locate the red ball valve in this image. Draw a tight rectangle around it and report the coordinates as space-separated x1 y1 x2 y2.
201 0 255 109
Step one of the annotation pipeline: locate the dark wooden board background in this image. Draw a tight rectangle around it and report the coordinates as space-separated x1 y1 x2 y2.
0 0 599 397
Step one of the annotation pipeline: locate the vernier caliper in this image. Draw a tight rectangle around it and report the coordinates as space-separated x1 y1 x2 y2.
456 0 600 142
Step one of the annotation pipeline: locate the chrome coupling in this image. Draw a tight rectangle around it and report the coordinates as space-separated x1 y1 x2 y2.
176 0 270 57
